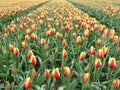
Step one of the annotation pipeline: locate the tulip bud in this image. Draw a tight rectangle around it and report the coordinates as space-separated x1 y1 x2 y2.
89 46 95 55
72 33 77 38
27 50 34 59
102 46 108 56
64 66 71 77
22 42 28 49
83 30 89 37
62 39 68 47
13 47 19 55
9 44 14 52
6 81 11 90
25 35 30 41
44 69 50 78
97 39 102 46
31 33 38 40
26 29 31 35
82 73 90 83
52 68 60 79
94 59 102 68
24 77 32 89
76 36 81 44
12 66 16 74
32 68 36 78
40 38 45 46
79 52 86 61
30 55 37 65
112 79 120 89
96 49 104 58
62 49 67 58
108 57 116 68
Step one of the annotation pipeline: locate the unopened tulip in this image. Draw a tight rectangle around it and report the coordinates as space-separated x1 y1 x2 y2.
89 46 95 55
108 57 116 68
13 48 19 55
9 44 14 52
94 59 102 68
96 49 104 58
62 39 68 47
52 68 60 79
24 77 32 89
25 35 30 41
72 33 77 38
27 50 34 59
79 52 86 61
97 39 102 46
62 49 67 58
102 46 108 56
64 66 71 77
32 68 36 78
26 29 31 35
112 79 120 89
82 73 90 83
40 38 46 46
76 36 81 44
83 30 89 37
30 55 37 65
22 42 28 49
31 33 38 40
44 69 50 78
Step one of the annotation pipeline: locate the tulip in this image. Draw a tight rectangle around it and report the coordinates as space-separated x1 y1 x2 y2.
62 49 67 58
79 52 86 61
9 44 14 52
89 46 95 55
24 77 32 89
112 79 120 89
22 42 28 49
82 73 90 83
13 48 19 55
62 39 68 47
32 68 36 78
102 46 108 56
96 49 104 58
81 22 85 28
44 69 50 78
76 36 81 44
31 24 36 31
40 38 46 46
94 59 102 68
72 33 77 38
108 57 116 68
64 66 71 77
52 68 60 79
30 55 37 65
6 81 11 90
27 50 34 59
26 29 31 35
83 30 89 37
25 35 30 41
97 39 102 46
31 33 38 40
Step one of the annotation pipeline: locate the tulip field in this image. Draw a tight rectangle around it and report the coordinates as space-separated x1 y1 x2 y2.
0 0 120 90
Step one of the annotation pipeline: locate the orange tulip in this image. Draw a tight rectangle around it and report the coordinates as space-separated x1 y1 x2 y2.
109 29 115 40
31 33 38 40
31 24 36 31
94 59 102 68
81 22 85 28
112 79 120 89
62 49 67 58
72 33 77 38
52 68 60 79
44 69 50 78
82 73 90 83
27 50 34 59
97 39 102 46
13 48 19 55
108 57 116 68
40 38 46 46
79 52 86 61
22 42 28 49
26 29 31 35
9 44 14 52
32 68 36 78
64 66 71 77
76 36 81 44
62 39 68 47
24 77 32 89
102 46 108 56
83 30 89 37
89 46 95 55
25 35 30 41
96 49 104 58
30 55 37 65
